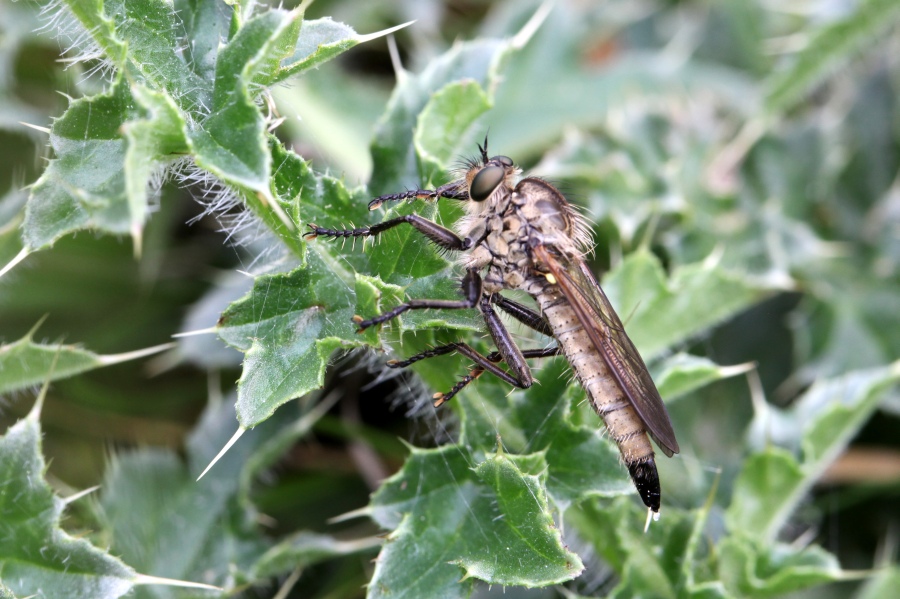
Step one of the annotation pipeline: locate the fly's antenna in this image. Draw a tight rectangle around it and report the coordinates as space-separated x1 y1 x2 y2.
478 132 490 164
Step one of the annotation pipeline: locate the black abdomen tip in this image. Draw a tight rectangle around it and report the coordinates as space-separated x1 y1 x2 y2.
628 459 661 512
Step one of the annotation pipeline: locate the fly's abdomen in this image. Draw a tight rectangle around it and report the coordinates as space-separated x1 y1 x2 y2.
535 288 662 511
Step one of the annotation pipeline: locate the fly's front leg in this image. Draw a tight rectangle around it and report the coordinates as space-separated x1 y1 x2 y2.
352 268 482 332
306 214 471 252
366 179 469 210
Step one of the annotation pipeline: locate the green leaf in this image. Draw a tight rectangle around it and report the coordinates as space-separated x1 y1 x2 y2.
251 531 381 579
364 201 452 285
570 499 683 599
655 353 751 402
216 251 365 427
98 394 324 594
269 139 369 263
64 0 127 68
719 537 847 597
123 84 188 243
275 18 412 83
764 0 900 115
191 10 299 194
414 79 492 182
368 445 582 598
0 322 171 395
603 250 771 360
730 361 900 540
22 3 384 256
458 361 632 505
173 0 232 83
0 403 135 598
724 448 805 541
369 35 517 194
99 0 208 107
23 80 135 249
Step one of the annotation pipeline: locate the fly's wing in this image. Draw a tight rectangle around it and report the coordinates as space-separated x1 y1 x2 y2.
534 245 680 456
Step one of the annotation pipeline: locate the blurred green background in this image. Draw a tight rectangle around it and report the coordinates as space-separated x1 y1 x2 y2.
1 0 899 597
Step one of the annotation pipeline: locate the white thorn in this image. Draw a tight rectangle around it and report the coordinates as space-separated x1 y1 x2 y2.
511 1 553 50
97 342 177 365
0 247 31 279
197 427 246 480
19 121 51 134
63 485 101 505
172 327 218 338
133 574 222 591
356 20 416 45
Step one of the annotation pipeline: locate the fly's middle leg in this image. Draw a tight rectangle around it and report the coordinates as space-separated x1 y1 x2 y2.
491 294 554 337
352 268 482 332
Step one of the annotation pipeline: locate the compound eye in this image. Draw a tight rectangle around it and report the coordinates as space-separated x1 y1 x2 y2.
470 165 505 202
493 155 514 167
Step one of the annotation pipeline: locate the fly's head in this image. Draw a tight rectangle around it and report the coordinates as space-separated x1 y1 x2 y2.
461 139 520 216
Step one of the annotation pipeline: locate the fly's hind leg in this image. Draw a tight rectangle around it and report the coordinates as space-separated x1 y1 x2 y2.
387 342 560 407
386 293 561 406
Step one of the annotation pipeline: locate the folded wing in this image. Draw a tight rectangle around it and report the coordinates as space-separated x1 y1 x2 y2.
533 245 680 457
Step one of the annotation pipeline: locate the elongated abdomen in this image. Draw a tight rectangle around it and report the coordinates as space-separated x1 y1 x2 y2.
536 288 662 512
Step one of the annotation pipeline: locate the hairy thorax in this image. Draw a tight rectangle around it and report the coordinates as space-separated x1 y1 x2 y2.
458 177 589 294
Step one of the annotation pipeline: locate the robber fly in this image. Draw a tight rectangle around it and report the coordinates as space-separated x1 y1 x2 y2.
305 137 679 513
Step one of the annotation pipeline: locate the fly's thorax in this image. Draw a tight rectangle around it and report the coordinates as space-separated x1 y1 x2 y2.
463 184 581 292
511 178 591 258
476 211 536 293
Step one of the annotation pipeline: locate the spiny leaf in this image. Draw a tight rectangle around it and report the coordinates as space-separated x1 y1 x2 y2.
0 322 172 395
0 404 135 598
368 446 582 598
275 18 415 83
23 79 135 249
764 0 900 115
719 538 847 597
459 361 632 505
730 361 900 540
216 251 369 427
603 250 772 360
99 394 334 593
655 354 753 402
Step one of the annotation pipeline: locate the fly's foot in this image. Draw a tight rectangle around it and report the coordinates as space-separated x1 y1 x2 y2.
351 314 370 334
306 223 368 241
432 369 483 407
